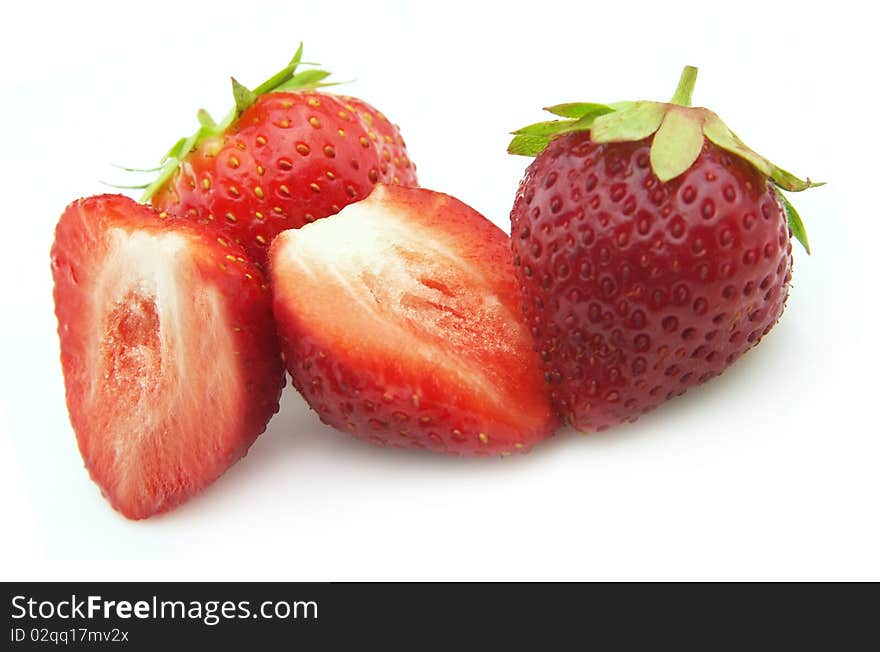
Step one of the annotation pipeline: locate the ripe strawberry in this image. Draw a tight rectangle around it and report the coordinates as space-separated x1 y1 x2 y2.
508 67 822 432
144 45 417 267
270 185 559 455
51 195 284 519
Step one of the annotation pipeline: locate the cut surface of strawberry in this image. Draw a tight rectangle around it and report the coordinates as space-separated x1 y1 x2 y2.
270 185 559 455
52 195 283 519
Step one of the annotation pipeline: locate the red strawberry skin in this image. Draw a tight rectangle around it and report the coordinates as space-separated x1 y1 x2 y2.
51 195 284 519
270 185 559 455
510 133 792 431
151 92 417 267
342 95 417 185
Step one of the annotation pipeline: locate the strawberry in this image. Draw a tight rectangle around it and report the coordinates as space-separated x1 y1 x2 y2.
51 195 284 519
508 67 822 432
270 185 559 455
144 45 417 267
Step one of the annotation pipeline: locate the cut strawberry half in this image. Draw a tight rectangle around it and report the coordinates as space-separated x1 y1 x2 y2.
51 195 284 519
269 185 559 455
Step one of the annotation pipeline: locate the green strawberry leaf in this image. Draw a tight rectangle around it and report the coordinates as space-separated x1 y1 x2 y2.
567 109 614 132
110 163 163 173
288 42 304 69
273 69 333 92
508 134 553 156
252 43 303 96
139 159 180 202
608 101 636 112
703 113 821 192
162 137 188 163
512 120 577 137
544 102 614 120
196 109 217 129
508 105 618 157
776 188 811 254
590 101 666 143
231 78 257 114
514 110 615 137
649 108 705 182
770 165 826 193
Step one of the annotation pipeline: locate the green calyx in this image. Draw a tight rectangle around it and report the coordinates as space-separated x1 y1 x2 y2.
508 66 823 253
138 44 337 202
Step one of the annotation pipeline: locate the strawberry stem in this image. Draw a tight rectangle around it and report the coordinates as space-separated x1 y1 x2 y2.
670 66 698 107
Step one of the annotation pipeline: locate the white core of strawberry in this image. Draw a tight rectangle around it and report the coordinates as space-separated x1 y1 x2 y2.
86 228 242 504
273 198 516 408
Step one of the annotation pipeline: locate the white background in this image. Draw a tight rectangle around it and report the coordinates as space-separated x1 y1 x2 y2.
1 0 877 581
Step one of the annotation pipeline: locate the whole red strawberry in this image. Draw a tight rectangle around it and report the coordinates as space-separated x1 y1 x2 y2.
143 45 417 267
508 67 822 431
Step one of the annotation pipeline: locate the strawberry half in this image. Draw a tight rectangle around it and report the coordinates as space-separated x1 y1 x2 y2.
143 45 417 268
51 195 284 519
270 185 559 455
